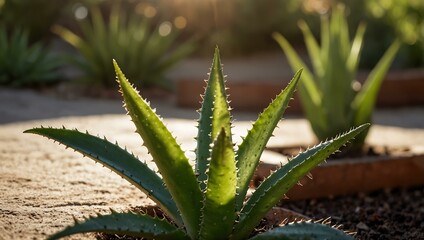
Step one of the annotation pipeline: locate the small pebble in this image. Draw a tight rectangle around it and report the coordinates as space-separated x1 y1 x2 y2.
356 222 370 231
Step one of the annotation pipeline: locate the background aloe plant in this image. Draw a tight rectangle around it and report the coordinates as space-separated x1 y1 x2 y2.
0 25 62 87
273 4 400 151
53 1 195 89
0 0 69 43
25 48 367 239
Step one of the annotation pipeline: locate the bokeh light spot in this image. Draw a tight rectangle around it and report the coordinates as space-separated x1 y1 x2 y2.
159 21 172 36
145 6 157 18
74 4 88 20
135 3 157 18
174 16 187 29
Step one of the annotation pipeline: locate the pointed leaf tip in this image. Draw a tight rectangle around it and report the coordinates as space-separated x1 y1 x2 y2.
113 60 125 83
213 47 221 64
112 59 119 71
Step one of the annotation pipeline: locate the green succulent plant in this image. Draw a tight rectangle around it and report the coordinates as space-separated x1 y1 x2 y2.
273 4 400 151
25 48 366 239
0 0 69 42
0 25 61 87
53 2 195 89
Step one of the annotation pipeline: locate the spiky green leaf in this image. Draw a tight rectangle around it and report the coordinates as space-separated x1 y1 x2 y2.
24 127 182 226
114 61 202 239
200 128 237 240
48 211 187 240
232 124 369 240
249 222 354 240
196 47 232 189
235 69 301 211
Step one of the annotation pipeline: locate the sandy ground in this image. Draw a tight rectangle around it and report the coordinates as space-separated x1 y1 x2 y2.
1 87 424 239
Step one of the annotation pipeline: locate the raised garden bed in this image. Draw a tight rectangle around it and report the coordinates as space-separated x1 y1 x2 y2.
254 145 424 239
176 69 424 112
254 145 424 200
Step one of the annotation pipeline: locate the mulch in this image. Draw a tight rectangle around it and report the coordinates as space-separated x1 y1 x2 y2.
281 186 424 240
99 186 424 240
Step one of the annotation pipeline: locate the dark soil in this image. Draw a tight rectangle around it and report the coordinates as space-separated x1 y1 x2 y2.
280 186 424 240
96 186 424 240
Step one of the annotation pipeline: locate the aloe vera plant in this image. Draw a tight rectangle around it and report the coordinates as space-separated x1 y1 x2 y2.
53 2 195 89
273 5 400 150
25 48 367 239
0 25 61 87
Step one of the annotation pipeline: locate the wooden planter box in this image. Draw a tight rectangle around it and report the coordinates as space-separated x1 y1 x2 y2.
176 69 424 113
254 146 424 201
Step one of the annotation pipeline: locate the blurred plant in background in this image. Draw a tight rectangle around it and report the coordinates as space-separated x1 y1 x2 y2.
274 4 400 151
158 0 317 56
366 0 424 67
0 0 421 90
54 0 196 89
303 0 424 68
153 0 423 63
0 0 69 43
367 0 423 47
0 25 62 87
